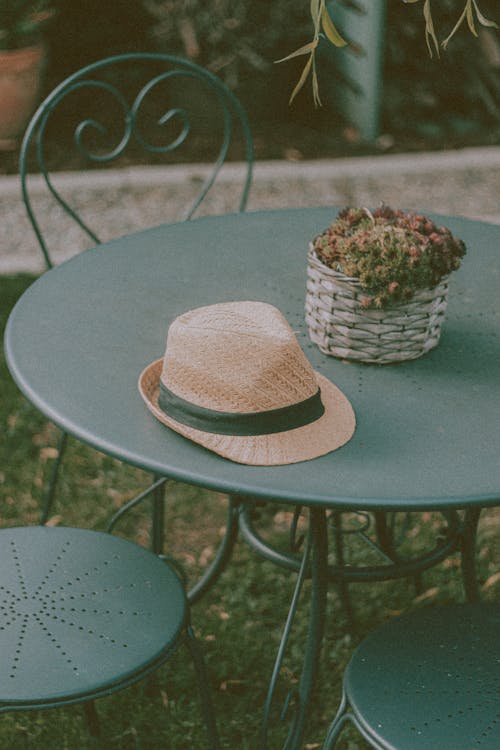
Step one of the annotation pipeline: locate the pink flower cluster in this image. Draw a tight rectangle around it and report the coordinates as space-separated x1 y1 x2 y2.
312 206 466 308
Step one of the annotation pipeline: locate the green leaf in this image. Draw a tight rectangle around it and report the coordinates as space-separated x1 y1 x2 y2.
289 54 314 105
312 58 322 107
310 0 321 22
423 0 440 57
466 0 478 36
472 0 499 29
442 6 467 50
321 6 348 47
275 39 318 64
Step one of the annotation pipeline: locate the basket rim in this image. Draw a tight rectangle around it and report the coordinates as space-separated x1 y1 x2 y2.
306 245 450 306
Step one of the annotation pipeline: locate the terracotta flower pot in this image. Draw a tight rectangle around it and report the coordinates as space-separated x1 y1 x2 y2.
0 43 45 151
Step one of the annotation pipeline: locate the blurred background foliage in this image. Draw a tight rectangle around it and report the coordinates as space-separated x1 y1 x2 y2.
11 0 500 163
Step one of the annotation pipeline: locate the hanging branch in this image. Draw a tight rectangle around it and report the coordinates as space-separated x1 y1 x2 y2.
279 0 498 104
403 0 498 55
441 0 499 50
275 0 347 106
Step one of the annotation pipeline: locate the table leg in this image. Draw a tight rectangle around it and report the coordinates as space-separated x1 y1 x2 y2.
151 473 166 555
461 507 483 602
40 429 68 524
330 511 355 631
106 475 168 534
261 507 328 750
187 495 240 604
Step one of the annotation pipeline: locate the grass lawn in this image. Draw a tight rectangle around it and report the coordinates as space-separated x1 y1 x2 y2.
1 275 499 749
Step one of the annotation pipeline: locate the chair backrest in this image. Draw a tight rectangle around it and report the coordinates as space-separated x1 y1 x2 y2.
19 52 254 269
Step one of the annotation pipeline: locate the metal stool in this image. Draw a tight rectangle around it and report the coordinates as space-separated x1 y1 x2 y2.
0 525 219 748
323 602 500 749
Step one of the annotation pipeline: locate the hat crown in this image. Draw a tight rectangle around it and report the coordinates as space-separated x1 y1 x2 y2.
161 301 318 413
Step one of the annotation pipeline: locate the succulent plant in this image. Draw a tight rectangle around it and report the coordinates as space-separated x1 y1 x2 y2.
311 205 466 308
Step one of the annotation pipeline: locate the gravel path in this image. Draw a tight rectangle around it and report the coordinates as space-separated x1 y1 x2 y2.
1 146 500 274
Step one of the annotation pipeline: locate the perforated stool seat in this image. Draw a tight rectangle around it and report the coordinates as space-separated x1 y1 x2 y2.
323 603 500 750
0 526 219 747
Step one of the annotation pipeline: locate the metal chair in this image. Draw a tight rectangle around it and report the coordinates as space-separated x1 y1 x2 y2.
0 524 220 747
18 52 253 579
322 602 500 749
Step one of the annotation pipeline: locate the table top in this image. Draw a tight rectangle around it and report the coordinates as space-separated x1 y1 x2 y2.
5 207 500 511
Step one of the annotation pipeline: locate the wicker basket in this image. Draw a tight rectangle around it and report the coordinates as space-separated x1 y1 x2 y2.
305 246 450 364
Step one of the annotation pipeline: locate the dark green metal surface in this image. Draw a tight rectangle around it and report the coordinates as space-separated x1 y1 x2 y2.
0 526 186 707
332 603 500 749
5 207 500 511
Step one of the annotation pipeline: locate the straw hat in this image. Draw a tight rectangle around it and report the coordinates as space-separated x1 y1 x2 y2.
138 301 355 465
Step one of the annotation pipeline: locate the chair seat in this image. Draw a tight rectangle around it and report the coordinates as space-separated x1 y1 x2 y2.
0 526 187 708
343 603 500 750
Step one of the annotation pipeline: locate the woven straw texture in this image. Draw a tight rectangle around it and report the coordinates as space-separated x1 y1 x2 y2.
305 247 449 364
139 301 355 465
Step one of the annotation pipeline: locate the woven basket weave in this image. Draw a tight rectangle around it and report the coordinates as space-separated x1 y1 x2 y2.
305 246 449 364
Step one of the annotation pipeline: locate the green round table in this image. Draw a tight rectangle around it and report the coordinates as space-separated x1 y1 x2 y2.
5 207 500 748
5 208 500 511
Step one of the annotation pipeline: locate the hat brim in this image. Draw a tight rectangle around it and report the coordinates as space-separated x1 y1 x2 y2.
138 359 355 466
